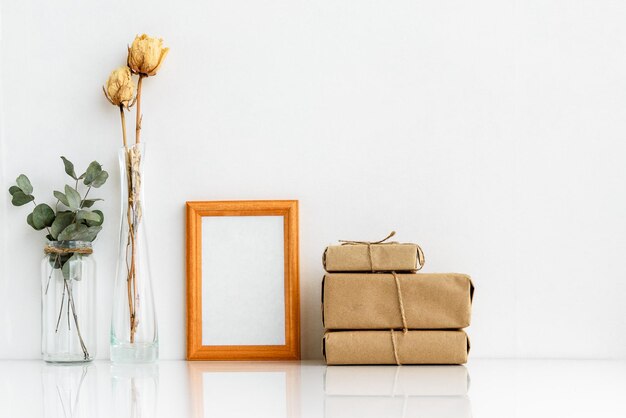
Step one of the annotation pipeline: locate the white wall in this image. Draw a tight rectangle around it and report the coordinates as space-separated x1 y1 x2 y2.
1 0 626 360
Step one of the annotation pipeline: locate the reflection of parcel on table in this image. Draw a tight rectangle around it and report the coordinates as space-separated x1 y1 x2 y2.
324 365 469 396
324 365 472 418
324 396 472 418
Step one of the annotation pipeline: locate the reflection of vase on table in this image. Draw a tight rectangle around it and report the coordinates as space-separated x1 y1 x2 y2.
111 364 159 418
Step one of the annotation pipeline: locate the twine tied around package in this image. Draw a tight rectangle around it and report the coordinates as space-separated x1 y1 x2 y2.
390 329 402 366
339 231 426 272
389 271 408 366
44 245 93 255
391 271 408 334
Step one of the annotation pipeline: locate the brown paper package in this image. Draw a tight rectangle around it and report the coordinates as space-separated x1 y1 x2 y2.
323 243 420 272
323 273 473 330
323 330 470 365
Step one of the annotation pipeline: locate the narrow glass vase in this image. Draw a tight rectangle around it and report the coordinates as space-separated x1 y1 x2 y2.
111 144 158 363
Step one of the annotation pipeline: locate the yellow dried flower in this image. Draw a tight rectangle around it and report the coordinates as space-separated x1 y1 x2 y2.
103 67 136 108
127 34 169 77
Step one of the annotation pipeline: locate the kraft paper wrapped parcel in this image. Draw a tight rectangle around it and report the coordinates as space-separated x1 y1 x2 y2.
323 273 473 330
323 330 470 365
320 232 474 366
323 243 424 272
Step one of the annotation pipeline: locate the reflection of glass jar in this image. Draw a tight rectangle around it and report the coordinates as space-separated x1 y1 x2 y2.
41 241 96 362
41 363 98 418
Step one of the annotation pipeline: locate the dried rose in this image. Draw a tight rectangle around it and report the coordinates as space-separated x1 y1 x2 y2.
127 34 169 77
103 67 136 108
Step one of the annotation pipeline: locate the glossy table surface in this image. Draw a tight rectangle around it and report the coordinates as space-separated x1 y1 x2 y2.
1 359 625 417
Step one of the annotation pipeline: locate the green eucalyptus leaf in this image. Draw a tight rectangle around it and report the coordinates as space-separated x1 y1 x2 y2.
33 204 55 228
61 260 70 280
91 170 109 188
83 162 102 186
57 223 88 241
50 211 74 239
64 185 81 210
76 210 100 223
53 190 70 207
86 210 103 227
16 174 33 195
27 213 45 231
60 224 102 242
61 254 78 280
11 191 34 206
81 198 103 208
81 226 102 242
8 186 21 196
60 156 78 180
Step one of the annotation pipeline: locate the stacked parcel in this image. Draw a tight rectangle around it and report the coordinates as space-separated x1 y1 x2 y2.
322 232 474 365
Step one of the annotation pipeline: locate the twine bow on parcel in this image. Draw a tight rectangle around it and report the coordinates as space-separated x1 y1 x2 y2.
339 231 425 272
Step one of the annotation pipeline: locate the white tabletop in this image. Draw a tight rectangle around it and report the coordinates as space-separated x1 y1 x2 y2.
1 359 624 417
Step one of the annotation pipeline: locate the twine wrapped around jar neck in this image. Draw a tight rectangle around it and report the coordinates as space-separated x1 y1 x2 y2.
44 243 93 255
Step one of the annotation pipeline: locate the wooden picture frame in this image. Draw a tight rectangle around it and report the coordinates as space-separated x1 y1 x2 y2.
186 200 300 360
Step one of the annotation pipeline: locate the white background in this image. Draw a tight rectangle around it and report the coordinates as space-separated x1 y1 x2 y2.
1 0 625 360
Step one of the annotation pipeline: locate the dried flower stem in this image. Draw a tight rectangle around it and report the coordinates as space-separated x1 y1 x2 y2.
122 104 136 343
135 75 145 144
124 148 139 343
119 106 128 148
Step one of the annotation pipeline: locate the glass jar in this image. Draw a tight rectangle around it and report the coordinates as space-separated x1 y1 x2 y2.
41 241 96 362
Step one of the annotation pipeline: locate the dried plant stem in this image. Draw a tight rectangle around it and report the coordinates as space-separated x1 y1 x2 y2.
131 219 138 341
135 75 145 144
119 106 128 148
127 213 137 343
124 147 139 343
123 73 145 344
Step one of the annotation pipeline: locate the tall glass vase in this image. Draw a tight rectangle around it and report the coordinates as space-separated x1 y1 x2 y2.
111 143 158 363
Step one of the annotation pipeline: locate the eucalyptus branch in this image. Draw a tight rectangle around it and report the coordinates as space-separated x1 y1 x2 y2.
65 280 89 360
55 281 66 333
